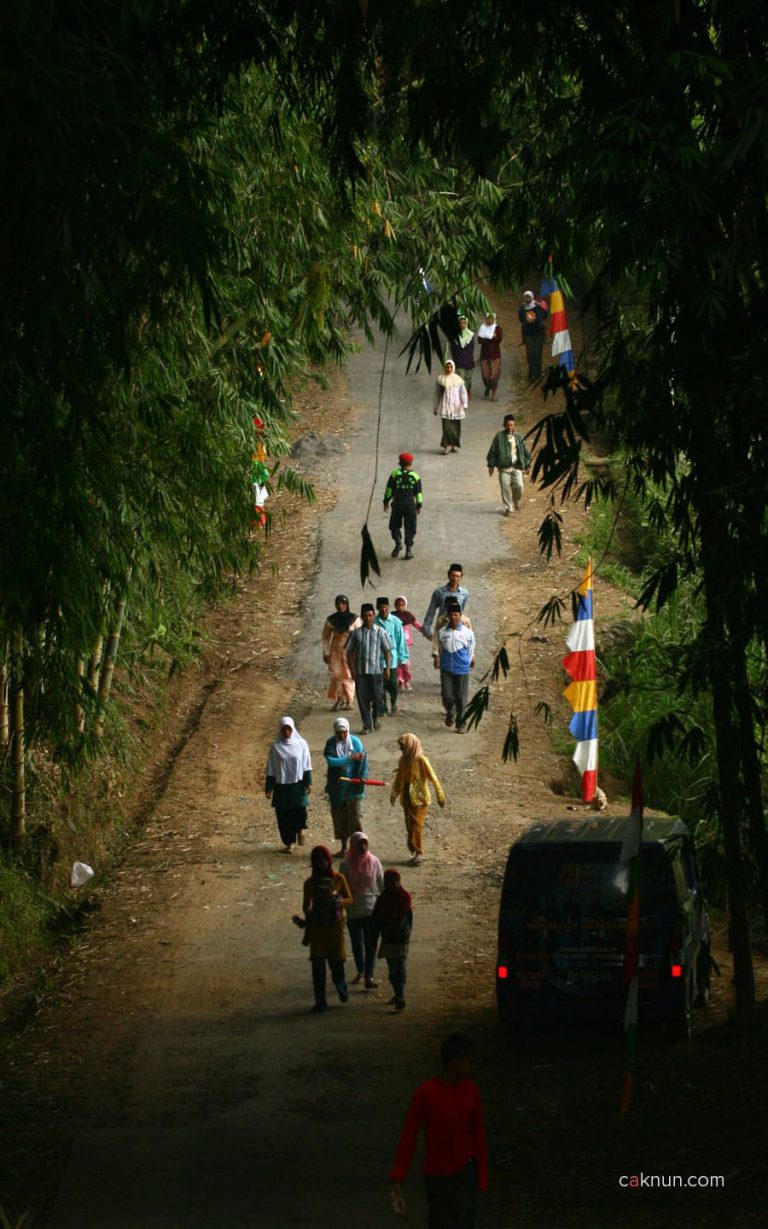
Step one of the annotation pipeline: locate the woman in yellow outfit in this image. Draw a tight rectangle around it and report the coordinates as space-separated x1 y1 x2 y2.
390 733 445 866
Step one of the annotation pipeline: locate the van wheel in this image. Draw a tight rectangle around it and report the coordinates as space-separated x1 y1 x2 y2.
693 945 711 1009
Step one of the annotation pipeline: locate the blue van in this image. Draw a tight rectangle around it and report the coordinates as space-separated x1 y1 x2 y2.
496 815 711 1038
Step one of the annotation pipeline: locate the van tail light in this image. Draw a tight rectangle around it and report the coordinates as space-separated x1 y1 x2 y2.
497 965 509 980
669 933 684 979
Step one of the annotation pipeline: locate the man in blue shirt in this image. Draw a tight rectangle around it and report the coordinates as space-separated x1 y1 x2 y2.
422 564 470 639
433 600 476 733
375 596 408 716
346 604 392 733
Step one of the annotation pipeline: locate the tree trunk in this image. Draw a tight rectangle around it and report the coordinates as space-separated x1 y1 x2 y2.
734 659 768 938
11 631 25 846
87 636 103 694
94 593 128 738
75 656 86 734
697 508 755 1014
0 642 8 747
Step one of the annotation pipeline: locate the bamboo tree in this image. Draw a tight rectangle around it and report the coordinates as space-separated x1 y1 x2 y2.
87 637 103 695
0 640 8 748
11 631 25 846
74 656 86 735
94 588 130 739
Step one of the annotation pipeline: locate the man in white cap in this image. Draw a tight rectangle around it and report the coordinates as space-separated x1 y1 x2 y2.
323 717 368 858
518 290 549 380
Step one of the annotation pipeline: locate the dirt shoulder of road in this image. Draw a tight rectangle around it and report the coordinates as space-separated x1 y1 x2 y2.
0 368 359 1216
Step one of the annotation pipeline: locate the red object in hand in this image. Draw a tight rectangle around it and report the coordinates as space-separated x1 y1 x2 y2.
339 777 387 786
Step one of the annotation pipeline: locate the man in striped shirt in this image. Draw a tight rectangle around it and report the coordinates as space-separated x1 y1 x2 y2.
346 604 392 734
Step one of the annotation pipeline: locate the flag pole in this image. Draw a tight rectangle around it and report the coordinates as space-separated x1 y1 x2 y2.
562 557 598 804
620 761 644 1112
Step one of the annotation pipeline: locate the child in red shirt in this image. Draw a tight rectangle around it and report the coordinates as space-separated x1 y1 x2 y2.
390 1033 488 1226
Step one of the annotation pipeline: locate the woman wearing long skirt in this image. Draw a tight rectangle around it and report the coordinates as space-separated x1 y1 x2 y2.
477 312 503 401
341 831 384 989
390 733 445 866
321 595 361 710
299 845 353 1013
265 716 312 852
450 313 476 398
371 869 413 1011
433 359 468 454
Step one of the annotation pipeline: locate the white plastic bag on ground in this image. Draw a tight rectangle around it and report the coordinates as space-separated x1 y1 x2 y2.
70 861 94 889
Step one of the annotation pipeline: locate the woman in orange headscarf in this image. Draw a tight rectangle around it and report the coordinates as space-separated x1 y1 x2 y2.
390 733 445 866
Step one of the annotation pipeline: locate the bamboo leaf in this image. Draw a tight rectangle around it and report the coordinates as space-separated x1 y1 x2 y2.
491 645 510 682
502 713 520 762
359 524 381 588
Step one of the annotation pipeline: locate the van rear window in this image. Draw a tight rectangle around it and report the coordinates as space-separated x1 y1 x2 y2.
502 843 675 922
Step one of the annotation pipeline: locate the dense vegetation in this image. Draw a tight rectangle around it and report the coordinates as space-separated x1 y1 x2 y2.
0 8 504 871
1 1 766 1011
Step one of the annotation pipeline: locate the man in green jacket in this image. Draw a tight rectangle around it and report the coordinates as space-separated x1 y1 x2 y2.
486 414 532 515
383 452 422 559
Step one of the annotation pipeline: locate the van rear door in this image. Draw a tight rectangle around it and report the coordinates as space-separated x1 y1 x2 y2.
498 842 679 1000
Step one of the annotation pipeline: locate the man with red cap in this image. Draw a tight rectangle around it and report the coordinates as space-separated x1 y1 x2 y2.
383 452 423 560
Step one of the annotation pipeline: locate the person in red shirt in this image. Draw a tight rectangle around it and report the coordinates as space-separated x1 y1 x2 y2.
389 1033 488 1227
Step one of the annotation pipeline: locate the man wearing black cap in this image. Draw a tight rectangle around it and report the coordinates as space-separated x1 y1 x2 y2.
433 601 476 733
375 596 408 716
346 604 392 733
383 453 422 560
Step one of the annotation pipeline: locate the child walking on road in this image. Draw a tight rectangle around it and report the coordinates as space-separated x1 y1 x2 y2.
389 1033 488 1227
393 595 422 692
371 868 412 1011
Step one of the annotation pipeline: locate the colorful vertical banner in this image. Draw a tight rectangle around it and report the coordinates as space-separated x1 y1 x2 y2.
562 559 598 802
619 762 644 1113
540 256 575 374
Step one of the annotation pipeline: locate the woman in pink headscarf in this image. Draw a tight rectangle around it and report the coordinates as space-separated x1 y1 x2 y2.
340 831 384 989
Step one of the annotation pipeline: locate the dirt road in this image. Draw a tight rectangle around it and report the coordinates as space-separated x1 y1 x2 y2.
3 299 765 1228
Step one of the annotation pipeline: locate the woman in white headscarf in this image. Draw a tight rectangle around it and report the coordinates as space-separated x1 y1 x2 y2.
477 311 503 401
433 358 468 454
265 716 313 852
